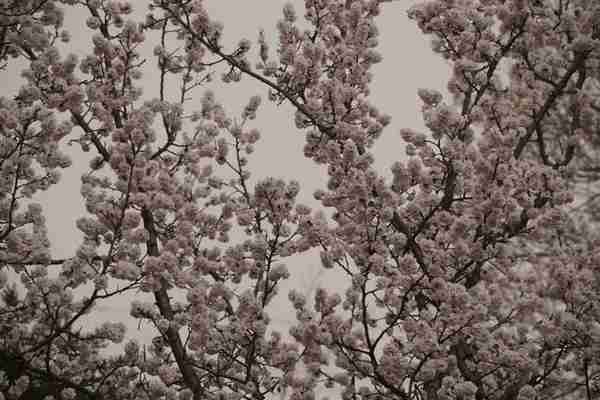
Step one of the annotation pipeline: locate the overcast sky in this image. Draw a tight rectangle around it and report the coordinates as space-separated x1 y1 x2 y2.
3 0 450 352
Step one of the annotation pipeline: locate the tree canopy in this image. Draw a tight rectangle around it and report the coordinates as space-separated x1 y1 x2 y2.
0 1 599 399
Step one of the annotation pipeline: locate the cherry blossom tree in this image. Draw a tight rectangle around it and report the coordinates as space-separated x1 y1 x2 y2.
1 0 599 399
